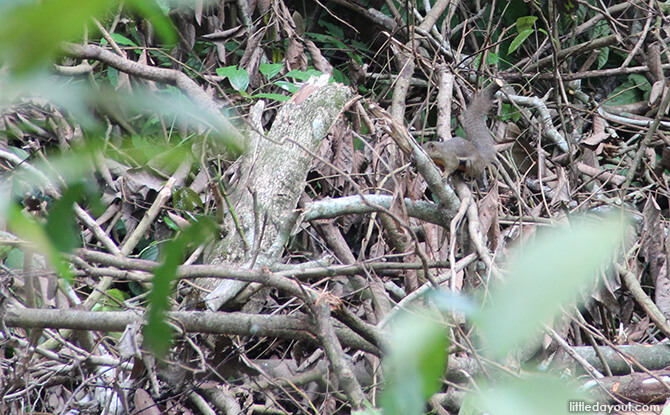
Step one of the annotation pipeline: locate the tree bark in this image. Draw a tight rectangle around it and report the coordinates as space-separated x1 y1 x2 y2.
201 82 353 310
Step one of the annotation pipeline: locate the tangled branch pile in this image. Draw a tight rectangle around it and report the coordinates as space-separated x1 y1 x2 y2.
2 0 670 413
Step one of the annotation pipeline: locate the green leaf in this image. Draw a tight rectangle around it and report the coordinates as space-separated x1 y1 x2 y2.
596 47 609 70
259 63 283 79
432 290 479 316
605 74 652 106
515 16 538 33
487 51 500 65
7 146 30 160
354 407 383 415
500 103 522 123
629 73 652 92
153 0 170 14
92 288 129 311
593 20 610 38
253 92 290 102
216 66 249 92
309 32 349 51
45 182 86 254
274 80 300 93
106 288 129 303
350 40 373 55
4 248 24 269
476 375 587 415
163 215 180 232
458 393 479 415
507 16 538 54
8 204 72 282
0 0 175 73
508 29 533 54
473 214 628 358
380 310 449 415
0 0 112 72
139 243 161 262
106 67 120 86
109 33 138 47
144 249 178 356
319 20 344 39
144 218 217 356
332 67 349 85
173 187 204 211
285 68 323 81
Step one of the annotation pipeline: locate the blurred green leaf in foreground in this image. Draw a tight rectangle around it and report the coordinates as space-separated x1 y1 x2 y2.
474 213 628 359
369 213 628 415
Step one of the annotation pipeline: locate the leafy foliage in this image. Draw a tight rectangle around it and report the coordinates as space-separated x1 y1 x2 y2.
0 0 175 72
474 215 628 358
145 218 217 356
377 215 625 414
509 16 539 54
7 204 73 282
381 310 449 415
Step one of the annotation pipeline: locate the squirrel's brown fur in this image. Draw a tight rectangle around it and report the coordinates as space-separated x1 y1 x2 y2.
422 82 500 178
462 82 500 164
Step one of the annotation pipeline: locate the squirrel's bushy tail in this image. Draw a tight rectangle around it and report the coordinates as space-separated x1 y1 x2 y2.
463 82 500 164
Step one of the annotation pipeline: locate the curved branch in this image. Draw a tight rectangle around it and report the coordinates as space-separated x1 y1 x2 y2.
62 43 245 150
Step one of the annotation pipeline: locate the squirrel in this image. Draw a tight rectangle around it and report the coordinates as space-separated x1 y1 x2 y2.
423 81 501 178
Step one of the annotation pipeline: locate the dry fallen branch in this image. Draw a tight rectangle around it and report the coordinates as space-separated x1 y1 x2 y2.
3 308 380 354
